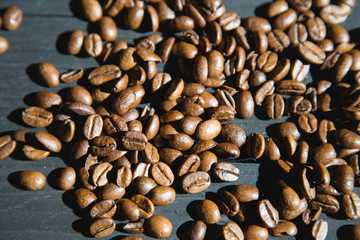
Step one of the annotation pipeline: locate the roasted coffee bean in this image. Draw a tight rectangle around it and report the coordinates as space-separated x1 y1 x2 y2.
90 217 115 238
310 194 340 213
144 215 172 238
269 221 297 237
38 62 60 87
0 36 9 54
221 123 246 148
255 80 275 106
130 194 155 219
172 41 198 59
221 222 244 240
198 151 217 172
280 186 300 210
124 6 144 30
265 0 289 18
148 186 176 206
299 167 316 200
217 190 240 217
80 0 103 22
247 132 265 159
0 135 16 160
298 41 326 64
320 4 347 25
121 131 148 151
254 31 268 54
177 154 200 177
170 15 194 32
272 8 297 31
281 198 308 220
34 131 61 153
264 138 281 161
122 221 144 234
84 33 103 58
288 23 307 45
116 165 132 188
333 129 360 149
195 119 221 141
213 162 240 182
89 64 121 86
307 17 326 42
243 16 271 33
258 199 279 228
235 90 254 119
113 85 145 116
97 16 117 41
191 140 216 155
23 145 50 160
257 51 278 73
168 133 194 151
267 30 290 53
277 122 301 140
67 30 85 55
187 220 207 240
92 162 112 187
342 192 360 220
90 199 116 219
3 6 23 30
332 53 353 82
60 68 84 83
249 70 267 88
83 114 103 140
197 199 221 224
74 188 97 209
56 167 76 190
311 219 328 240
151 162 174 186
298 113 317 134
133 176 157 195
215 142 240 158
117 198 141 221
18 170 46 191
33 91 62 109
181 171 211 194
179 116 202 136
91 136 116 157
264 94 284 119
317 119 335 143
98 183 125 201
333 164 354 194
310 143 336 166
243 225 268 240
276 80 306 95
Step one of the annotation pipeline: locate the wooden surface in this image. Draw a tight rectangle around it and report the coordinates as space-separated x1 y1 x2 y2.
0 0 360 239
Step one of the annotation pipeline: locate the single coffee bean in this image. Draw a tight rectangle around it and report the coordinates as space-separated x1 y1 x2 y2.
302 207 322 225
117 198 141 221
265 0 289 18
84 33 103 57
22 106 53 128
298 41 326 64
90 199 116 219
151 162 174 186
23 145 50 160
288 23 308 45
148 186 176 206
272 8 297 31
116 165 132 188
92 162 113 187
254 31 268 54
269 221 297 237
195 119 221 141
235 90 254 119
310 194 340 213
122 220 144 234
74 188 97 209
333 129 360 149
311 219 328 240
97 16 117 41
243 225 268 240
214 142 240 158
144 215 172 238
333 164 354 194
275 80 306 95
3 6 23 31
280 186 300 210
258 199 279 228
197 199 221 224
124 6 144 30
264 94 284 119
264 138 281 161
247 132 265 159
255 80 275 106
267 30 290 53
56 167 76 190
221 222 244 240
60 68 84 83
88 64 121 86
221 123 246 148
89 217 115 238
80 0 103 22
91 136 117 156
307 17 326 42
0 36 9 54
34 131 61 153
181 171 211 194
319 4 347 25
217 190 240 217
187 220 207 240
0 135 16 160
38 62 60 87
172 41 198 59
18 170 46 191
67 30 85 55
121 131 148 151
243 16 271 33
342 192 360 220
213 162 240 182
130 194 155 219
198 151 218 172
34 91 62 109
83 114 103 140
281 198 308 220
98 183 125 201
177 154 200 177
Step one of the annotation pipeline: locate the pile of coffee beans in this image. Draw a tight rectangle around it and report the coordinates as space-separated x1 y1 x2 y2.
2 0 360 239
0 5 23 54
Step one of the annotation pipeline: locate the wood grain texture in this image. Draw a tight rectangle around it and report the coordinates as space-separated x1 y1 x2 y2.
0 0 360 239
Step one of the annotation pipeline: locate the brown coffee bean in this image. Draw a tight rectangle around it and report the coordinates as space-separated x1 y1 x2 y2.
181 171 211 194
172 41 198 59
148 186 176 206
83 114 103 140
0 135 16 160
342 192 360 220
281 198 308 220
263 94 284 119
272 8 297 31
38 62 60 87
121 131 148 151
214 142 240 158
298 41 326 64
269 221 297 237
235 90 254 119
320 4 347 25
217 190 240 217
91 162 112 187
249 70 267 88
243 225 268 240
196 199 221 224
56 167 76 190
133 176 157 195
280 186 300 210
91 136 116 157
291 59 310 82
103 114 128 135
33 131 61 153
0 36 8 54
124 6 144 30
3 5 22 30
144 215 172 238
311 219 328 240
333 164 354 194
156 1 175 24
60 68 84 83
267 30 290 53
213 161 240 182
84 33 103 58
170 15 194 31
117 198 141 221
264 138 281 161
151 162 174 186
307 17 326 42
288 23 308 45
23 145 50 160
221 123 246 148
195 119 221 141
298 113 318 134
80 0 103 22
258 199 279 228
90 217 115 238
255 80 275 106
34 91 62 109
88 64 121 86
246 132 265 159
115 165 132 188
187 220 207 240
310 143 336 165
22 106 53 128
18 170 46 191
243 17 271 33
257 51 278 73
177 154 200 177
265 0 289 18
198 151 217 172
130 194 155 219
112 85 145 116
254 31 268 54
74 188 97 209
168 133 194 151
90 199 116 219
333 129 360 149
276 80 306 95
221 222 244 240
67 30 85 55
277 122 301 140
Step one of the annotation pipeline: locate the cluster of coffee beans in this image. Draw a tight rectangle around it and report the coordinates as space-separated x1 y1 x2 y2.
1 0 360 239
0 5 23 54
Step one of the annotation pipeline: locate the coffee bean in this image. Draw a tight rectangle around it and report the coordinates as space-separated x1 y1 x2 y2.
80 0 103 22
122 131 148 151
272 8 297 31
197 199 221 224
148 186 176 206
88 64 121 86
0 36 9 54
269 221 297 237
83 114 103 140
38 62 60 87
91 136 117 156
221 222 244 240
299 167 316 200
280 186 300 211
3 6 23 31
18 170 46 191
67 30 85 55
213 161 240 182
23 145 50 160
243 16 271 33
90 199 116 219
198 151 217 172
144 215 172 238
151 162 174 186
172 41 198 59
265 0 289 18
307 17 326 42
258 199 279 228
235 90 254 119
177 154 200 177
333 164 355 194
112 85 145 116
288 23 308 45
187 220 207 240
267 29 290 53
34 131 62 153
98 183 125 201
246 132 265 159
84 33 103 58
221 123 246 148
243 225 268 240
181 171 211 194
0 135 16 160
34 91 62 109
116 165 132 188
276 80 306 95
281 198 308 220
298 113 317 134
60 68 84 83
130 194 155 219
74 188 97 209
56 167 76 190
255 80 275 106
90 217 115 238
311 219 328 240
342 192 360 220
310 194 340 213
298 41 326 64
320 4 347 25
217 190 240 217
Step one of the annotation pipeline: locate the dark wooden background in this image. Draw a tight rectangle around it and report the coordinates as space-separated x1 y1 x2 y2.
0 0 360 239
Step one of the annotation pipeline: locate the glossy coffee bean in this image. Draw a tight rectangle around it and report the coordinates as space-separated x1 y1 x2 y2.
74 188 97 209
144 215 172 238
3 6 23 31
148 186 176 206
197 199 221 224
67 30 85 55
18 170 46 190
231 185 259 203
90 217 115 238
0 135 16 160
187 220 207 240
56 167 76 190
181 171 211 194
38 62 60 87
84 33 103 58
213 162 240 182
0 36 9 54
